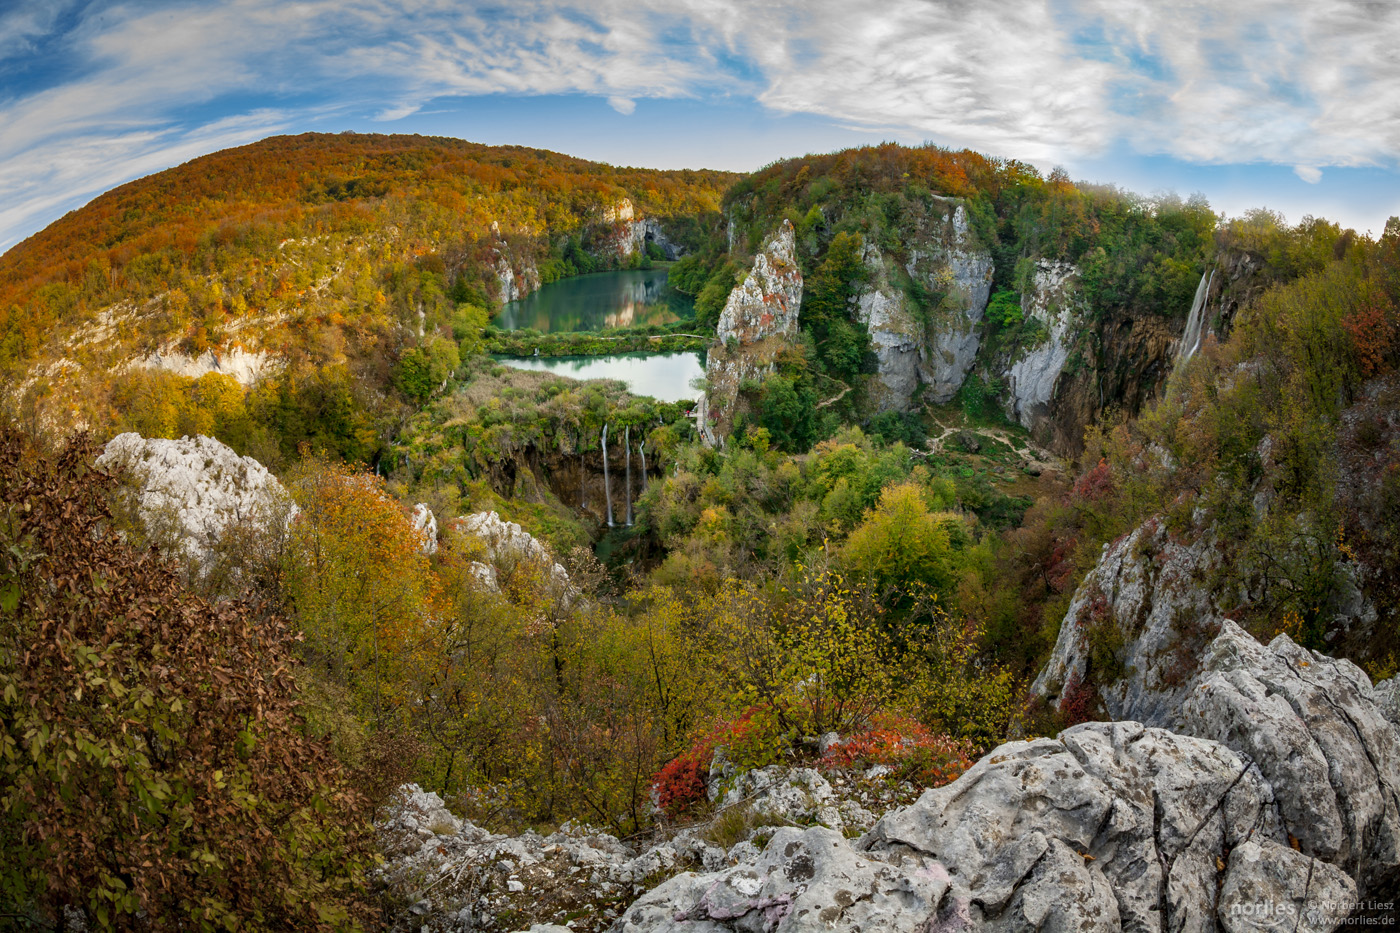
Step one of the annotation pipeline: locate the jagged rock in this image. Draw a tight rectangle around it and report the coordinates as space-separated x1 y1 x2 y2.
1031 516 1223 726
1034 514 1400 901
715 220 802 345
96 432 294 568
701 220 803 444
617 721 1358 933
1218 840 1355 933
411 503 438 555
451 511 572 597
1004 261 1083 433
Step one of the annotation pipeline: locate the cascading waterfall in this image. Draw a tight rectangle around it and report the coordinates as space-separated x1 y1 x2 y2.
624 425 633 526
639 438 648 492
1177 268 1215 365
602 423 614 527
579 443 586 509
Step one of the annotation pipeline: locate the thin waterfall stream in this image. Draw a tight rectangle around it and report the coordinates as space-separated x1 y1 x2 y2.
602 423 614 527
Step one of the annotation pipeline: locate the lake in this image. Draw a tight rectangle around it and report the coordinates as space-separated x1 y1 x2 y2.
495 268 694 332
496 352 705 404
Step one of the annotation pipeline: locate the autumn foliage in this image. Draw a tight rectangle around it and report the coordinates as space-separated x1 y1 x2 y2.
0 428 374 930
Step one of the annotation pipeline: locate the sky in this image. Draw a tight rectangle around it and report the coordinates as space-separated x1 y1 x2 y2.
2 0 1399 253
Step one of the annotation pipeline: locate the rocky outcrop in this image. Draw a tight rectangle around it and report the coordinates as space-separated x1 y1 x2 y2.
411 503 438 555
700 221 803 444
133 346 277 387
493 240 542 303
615 512 1400 930
849 198 994 411
715 220 802 345
450 510 572 597
1031 516 1224 726
1004 261 1083 435
907 198 994 404
617 721 1356 933
96 432 294 568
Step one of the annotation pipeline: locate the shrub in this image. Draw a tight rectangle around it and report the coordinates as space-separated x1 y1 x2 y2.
0 428 375 931
820 714 974 788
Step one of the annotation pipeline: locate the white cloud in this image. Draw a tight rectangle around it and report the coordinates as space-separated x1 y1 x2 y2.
3 0 1400 249
1295 165 1323 184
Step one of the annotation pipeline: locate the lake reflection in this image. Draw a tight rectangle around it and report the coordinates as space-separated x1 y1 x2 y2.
495 352 704 404
495 268 694 332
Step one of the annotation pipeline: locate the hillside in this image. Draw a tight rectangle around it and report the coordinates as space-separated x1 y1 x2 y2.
1 132 735 464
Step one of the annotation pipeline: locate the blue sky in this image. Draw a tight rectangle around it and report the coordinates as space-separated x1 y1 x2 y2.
2 0 1399 253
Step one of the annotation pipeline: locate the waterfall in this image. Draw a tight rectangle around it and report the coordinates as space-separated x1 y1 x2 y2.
602 423 614 527
1177 268 1215 365
639 438 648 492
624 425 633 526
579 445 586 509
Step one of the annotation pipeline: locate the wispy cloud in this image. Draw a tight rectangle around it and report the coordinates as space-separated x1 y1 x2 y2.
2 0 1399 250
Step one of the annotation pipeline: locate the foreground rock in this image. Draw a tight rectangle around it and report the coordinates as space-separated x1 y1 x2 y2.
619 721 1355 933
450 510 573 598
377 766 904 933
96 432 293 568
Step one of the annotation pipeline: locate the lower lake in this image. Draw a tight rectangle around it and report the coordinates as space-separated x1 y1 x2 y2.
495 352 705 404
495 268 694 332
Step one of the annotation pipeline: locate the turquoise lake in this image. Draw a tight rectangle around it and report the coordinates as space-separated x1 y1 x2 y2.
494 267 695 332
493 270 704 401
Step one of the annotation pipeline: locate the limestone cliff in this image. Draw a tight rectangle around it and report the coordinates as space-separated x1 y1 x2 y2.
850 198 994 411
1002 260 1083 437
698 220 803 444
907 197 994 404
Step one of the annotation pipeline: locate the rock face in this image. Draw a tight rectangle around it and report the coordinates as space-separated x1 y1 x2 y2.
854 244 922 411
699 221 804 444
617 721 1355 933
715 220 803 345
96 433 293 567
1004 261 1083 435
134 346 277 387
493 239 542 303
1031 517 1224 727
851 198 994 411
906 198 994 404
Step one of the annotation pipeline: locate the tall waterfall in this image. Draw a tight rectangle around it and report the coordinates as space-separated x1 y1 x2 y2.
602 423 614 527
639 438 648 492
579 445 586 509
624 425 633 526
1177 268 1215 365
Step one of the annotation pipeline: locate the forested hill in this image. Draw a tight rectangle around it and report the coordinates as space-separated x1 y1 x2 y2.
1 133 734 461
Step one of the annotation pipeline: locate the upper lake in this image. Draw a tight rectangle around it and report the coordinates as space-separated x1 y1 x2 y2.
494 268 695 332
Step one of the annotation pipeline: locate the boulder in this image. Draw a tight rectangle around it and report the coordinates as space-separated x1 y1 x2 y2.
96 432 294 569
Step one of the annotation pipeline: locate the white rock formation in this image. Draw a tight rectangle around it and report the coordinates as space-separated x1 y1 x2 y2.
493 243 542 303
96 433 294 567
451 511 571 597
618 720 1357 933
1004 260 1083 429
133 346 276 387
700 221 804 444
411 503 438 555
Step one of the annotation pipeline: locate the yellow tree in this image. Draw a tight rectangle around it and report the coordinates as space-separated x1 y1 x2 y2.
283 460 439 730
